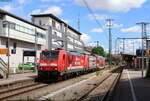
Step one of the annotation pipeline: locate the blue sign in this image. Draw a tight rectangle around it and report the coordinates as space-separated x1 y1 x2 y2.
11 49 16 54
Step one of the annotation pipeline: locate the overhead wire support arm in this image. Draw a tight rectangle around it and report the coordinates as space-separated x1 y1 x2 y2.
136 22 149 78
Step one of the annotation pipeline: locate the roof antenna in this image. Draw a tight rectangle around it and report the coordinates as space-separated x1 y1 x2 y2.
77 13 80 31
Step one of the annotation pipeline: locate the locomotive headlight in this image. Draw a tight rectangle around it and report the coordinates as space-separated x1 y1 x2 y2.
50 63 58 66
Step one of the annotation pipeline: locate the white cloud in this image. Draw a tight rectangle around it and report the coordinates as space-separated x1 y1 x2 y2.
75 0 147 12
113 24 123 28
41 0 60 2
30 9 42 15
81 33 91 43
1 5 15 12
121 26 141 33
18 0 26 4
91 28 103 33
39 5 49 8
88 14 108 20
43 6 62 15
29 6 62 16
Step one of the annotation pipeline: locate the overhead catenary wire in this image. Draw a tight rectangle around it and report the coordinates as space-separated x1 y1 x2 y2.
82 0 109 40
83 0 102 27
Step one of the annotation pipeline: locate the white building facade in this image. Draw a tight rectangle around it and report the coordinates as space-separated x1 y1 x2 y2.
31 14 84 53
0 9 46 70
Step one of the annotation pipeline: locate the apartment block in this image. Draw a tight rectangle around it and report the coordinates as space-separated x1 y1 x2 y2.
31 14 84 53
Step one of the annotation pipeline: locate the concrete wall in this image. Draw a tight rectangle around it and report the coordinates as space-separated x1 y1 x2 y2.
0 37 42 70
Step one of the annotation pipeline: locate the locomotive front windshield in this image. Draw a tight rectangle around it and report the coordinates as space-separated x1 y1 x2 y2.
41 51 59 60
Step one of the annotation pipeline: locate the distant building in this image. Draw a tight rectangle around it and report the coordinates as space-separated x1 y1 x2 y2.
31 14 84 53
84 46 92 54
0 9 46 69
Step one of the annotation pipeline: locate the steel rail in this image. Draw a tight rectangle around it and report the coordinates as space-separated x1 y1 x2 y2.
0 83 48 100
76 67 123 101
101 67 123 101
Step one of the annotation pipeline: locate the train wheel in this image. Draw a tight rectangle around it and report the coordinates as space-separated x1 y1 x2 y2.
58 76 63 81
63 74 67 80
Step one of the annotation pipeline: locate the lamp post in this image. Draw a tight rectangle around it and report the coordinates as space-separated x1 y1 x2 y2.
34 28 37 73
2 21 13 78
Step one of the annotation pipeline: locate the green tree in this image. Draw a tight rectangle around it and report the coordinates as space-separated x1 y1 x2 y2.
91 46 107 57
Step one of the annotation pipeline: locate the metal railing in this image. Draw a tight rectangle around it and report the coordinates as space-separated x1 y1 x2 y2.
0 57 7 78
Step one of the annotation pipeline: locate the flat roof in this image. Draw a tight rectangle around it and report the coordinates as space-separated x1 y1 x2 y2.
0 9 46 30
31 14 81 35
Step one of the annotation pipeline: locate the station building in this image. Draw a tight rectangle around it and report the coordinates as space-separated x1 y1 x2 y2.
31 14 84 53
0 9 46 69
0 9 85 73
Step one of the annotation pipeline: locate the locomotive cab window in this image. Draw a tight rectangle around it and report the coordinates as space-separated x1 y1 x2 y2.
41 51 59 60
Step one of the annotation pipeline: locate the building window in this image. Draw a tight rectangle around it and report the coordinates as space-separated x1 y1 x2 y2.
6 41 8 48
61 24 65 32
15 24 34 35
0 14 4 20
37 32 46 39
15 25 20 30
3 23 7 28
52 20 56 28
54 32 57 36
39 20 42 26
10 24 15 29
13 42 17 49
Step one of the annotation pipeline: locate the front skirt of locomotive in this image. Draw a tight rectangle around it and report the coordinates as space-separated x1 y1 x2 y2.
38 70 60 81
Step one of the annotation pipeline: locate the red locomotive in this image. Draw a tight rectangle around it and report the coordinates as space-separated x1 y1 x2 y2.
38 49 105 80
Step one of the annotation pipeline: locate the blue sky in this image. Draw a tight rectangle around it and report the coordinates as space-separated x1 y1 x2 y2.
0 0 149 54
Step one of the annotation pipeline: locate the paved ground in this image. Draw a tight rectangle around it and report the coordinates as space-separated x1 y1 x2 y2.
112 66 150 101
0 72 36 85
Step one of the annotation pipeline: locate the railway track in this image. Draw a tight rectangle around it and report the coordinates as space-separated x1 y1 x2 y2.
0 66 122 101
0 70 101 101
76 67 123 101
0 82 48 101
0 79 35 91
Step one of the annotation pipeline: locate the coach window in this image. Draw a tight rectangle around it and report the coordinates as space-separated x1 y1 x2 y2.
69 56 73 64
63 55 66 63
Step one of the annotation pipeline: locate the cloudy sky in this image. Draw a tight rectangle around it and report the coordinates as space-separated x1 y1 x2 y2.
0 0 149 54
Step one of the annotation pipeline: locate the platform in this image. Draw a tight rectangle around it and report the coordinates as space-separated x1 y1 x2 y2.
112 66 150 101
0 72 36 86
